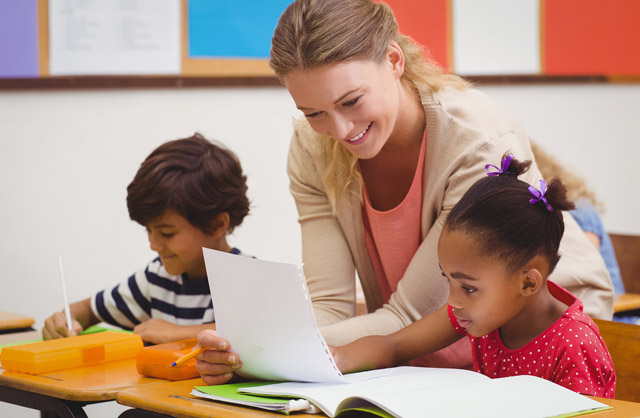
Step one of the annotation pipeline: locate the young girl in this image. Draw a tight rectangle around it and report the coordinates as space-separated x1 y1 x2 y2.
331 154 616 398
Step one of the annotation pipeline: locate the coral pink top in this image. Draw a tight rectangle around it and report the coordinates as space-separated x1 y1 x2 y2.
362 132 472 369
449 281 616 398
362 132 426 302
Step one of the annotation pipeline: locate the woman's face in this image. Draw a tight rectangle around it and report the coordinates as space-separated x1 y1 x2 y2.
283 44 405 160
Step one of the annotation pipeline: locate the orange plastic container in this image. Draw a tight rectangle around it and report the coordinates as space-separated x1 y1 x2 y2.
0 331 143 374
136 338 200 381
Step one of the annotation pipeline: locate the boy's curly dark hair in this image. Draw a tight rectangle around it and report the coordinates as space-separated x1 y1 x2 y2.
445 154 575 274
127 133 250 234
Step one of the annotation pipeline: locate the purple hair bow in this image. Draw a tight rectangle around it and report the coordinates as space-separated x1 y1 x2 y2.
485 154 514 176
528 180 553 212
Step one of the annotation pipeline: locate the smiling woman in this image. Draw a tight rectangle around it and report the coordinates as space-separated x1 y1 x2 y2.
193 0 615 386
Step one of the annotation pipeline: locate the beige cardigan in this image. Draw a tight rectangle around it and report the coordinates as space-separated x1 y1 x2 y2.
287 87 614 346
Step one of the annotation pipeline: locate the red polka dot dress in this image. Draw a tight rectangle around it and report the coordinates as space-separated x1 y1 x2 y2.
448 281 616 398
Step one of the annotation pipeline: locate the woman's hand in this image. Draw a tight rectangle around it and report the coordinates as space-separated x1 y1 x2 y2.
195 329 242 385
42 311 83 339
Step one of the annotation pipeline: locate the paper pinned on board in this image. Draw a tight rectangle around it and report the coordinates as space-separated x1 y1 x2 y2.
48 0 181 75
203 248 347 383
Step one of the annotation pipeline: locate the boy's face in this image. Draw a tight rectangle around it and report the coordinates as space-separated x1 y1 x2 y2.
437 228 526 338
146 210 220 280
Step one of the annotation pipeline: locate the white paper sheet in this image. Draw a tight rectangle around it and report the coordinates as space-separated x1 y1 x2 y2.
203 248 347 383
49 0 180 75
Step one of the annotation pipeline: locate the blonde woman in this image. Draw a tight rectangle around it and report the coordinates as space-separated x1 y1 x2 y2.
195 0 614 385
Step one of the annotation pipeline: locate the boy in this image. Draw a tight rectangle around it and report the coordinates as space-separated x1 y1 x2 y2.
42 133 250 344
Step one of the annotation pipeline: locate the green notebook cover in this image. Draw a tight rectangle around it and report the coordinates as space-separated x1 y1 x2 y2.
193 381 315 415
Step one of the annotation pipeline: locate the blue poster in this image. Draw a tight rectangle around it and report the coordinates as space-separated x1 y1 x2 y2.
188 0 292 59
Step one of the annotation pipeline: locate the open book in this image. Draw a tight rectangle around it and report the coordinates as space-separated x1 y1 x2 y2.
191 366 610 418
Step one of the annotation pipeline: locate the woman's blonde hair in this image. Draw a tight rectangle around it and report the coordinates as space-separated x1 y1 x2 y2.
271 0 470 205
531 141 603 212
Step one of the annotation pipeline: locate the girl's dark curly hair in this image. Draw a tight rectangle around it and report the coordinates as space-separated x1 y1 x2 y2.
445 154 575 274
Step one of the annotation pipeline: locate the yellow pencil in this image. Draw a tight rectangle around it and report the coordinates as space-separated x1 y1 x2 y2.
170 346 207 367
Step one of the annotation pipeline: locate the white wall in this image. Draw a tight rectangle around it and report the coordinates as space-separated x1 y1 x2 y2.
0 83 638 417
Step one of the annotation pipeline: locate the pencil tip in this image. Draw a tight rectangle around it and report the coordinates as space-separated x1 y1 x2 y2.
170 362 177 367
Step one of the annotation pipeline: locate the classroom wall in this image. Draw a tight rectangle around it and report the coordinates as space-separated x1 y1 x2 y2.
0 82 639 417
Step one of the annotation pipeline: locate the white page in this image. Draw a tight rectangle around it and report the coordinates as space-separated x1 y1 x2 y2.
342 375 608 418
242 366 489 416
49 0 180 75
203 248 346 383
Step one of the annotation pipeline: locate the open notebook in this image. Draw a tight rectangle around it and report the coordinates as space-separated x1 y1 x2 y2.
192 366 610 417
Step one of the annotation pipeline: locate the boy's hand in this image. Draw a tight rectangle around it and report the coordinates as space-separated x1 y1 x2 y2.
42 312 83 339
195 329 242 385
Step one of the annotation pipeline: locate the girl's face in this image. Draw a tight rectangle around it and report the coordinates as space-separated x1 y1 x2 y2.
437 228 526 338
282 44 404 160
146 209 221 280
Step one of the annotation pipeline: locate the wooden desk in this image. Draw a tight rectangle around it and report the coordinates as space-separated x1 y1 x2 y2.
0 329 40 346
0 311 35 331
117 378 317 418
0 358 164 418
613 293 640 313
116 378 640 418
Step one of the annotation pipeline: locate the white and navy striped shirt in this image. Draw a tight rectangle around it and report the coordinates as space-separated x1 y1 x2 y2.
91 248 242 329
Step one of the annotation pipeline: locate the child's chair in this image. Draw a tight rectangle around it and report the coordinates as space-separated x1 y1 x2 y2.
609 233 640 314
593 318 640 402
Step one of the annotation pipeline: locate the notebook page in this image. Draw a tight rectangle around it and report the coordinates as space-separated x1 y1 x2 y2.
203 248 346 383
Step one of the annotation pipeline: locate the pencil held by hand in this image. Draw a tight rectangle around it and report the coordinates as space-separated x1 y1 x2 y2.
170 346 207 367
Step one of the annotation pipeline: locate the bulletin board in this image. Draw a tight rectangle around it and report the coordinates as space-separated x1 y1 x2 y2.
0 0 639 89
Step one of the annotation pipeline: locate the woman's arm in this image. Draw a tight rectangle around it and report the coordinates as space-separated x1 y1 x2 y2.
287 130 359 326
333 305 462 373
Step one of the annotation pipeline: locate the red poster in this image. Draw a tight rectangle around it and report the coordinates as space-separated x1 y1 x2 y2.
544 0 640 75
378 0 451 71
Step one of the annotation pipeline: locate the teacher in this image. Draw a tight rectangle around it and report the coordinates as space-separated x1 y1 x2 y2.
196 0 614 385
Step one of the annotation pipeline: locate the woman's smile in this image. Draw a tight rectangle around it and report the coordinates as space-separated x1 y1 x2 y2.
345 122 373 145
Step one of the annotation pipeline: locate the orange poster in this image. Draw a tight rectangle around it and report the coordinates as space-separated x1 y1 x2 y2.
544 0 640 75
378 0 451 71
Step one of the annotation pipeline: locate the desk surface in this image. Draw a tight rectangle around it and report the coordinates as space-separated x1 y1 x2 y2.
116 378 640 418
117 378 317 418
0 358 162 402
0 311 34 331
613 293 640 313
0 329 40 346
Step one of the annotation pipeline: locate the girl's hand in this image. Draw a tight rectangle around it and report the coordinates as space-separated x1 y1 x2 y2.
42 311 84 340
195 329 242 385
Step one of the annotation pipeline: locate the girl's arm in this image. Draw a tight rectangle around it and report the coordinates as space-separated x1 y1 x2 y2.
332 305 462 373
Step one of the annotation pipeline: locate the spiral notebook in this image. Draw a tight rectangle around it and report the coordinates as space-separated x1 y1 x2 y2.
203 248 346 383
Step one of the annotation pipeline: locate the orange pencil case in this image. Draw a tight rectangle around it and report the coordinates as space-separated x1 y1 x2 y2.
0 331 143 374
136 338 200 381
